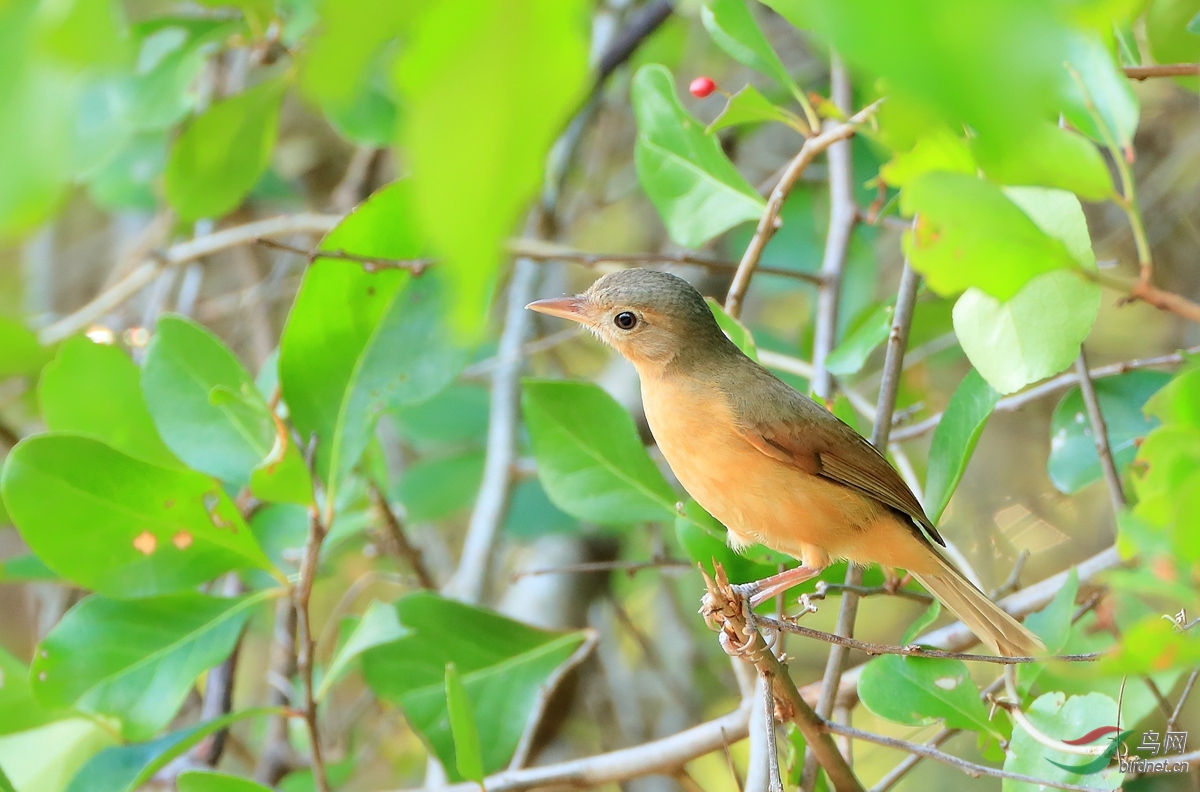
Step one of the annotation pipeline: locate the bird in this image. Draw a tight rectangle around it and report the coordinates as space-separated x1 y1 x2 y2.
527 268 1043 657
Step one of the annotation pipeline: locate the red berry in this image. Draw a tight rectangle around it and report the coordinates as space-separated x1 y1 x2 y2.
689 76 717 98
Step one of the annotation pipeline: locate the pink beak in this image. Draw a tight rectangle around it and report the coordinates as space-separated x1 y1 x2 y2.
526 297 586 322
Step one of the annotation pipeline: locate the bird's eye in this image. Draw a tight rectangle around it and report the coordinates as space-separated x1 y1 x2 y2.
614 311 638 330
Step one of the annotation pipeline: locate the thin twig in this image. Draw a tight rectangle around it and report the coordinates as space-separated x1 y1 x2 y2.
1167 667 1200 734
295 505 330 792
510 557 692 581
989 549 1030 600
823 723 1107 792
813 580 933 604
759 616 1102 664
1124 63 1200 80
370 481 437 589
724 99 882 318
257 238 435 274
38 214 339 344
891 346 1200 442
1075 348 1128 515
798 545 1122 710
869 729 954 792
193 573 247 766
508 239 825 284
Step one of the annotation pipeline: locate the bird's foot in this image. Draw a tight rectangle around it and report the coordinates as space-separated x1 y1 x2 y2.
883 570 912 595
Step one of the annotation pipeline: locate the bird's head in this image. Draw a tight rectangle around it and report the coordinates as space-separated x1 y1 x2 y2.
526 268 728 371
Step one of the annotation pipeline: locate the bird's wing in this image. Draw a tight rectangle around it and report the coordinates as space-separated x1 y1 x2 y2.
737 408 945 547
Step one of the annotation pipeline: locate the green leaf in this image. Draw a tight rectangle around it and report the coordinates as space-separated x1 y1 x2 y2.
1002 692 1124 791
1061 31 1140 148
280 181 467 509
1048 371 1170 494
0 646 61 736
39 337 178 468
360 592 591 780
503 479 577 539
0 554 58 583
859 654 1000 735
522 379 677 525
0 718 118 792
1132 425 1200 526
394 0 589 334
758 0 808 29
0 764 12 792
165 77 286 221
142 315 308 500
396 451 486 523
971 122 1114 201
88 131 167 211
924 369 1000 523
1147 0 1200 90
632 64 766 248
702 0 801 99
674 499 778 584
317 599 408 701
1 435 273 597
178 771 272 792
32 590 269 740
902 172 1078 300
64 708 275 792
880 127 975 188
1143 365 1200 428
445 662 484 784
706 297 758 360
952 188 1100 394
391 384 490 450
825 302 893 376
0 316 50 379
900 600 942 644
126 18 243 131
707 84 802 133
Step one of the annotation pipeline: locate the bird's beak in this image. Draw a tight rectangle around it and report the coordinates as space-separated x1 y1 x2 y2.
526 296 586 323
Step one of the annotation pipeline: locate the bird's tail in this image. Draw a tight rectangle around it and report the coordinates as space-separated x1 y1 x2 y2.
910 554 1044 658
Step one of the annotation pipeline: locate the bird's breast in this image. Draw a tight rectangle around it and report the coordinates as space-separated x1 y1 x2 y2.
640 373 886 564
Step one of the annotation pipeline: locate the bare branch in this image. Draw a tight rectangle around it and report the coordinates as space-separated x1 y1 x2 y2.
1074 348 1128 514
386 700 753 792
295 506 331 792
1124 63 1200 80
824 722 1109 792
1167 667 1200 734
724 99 883 318
445 258 538 603
869 729 954 792
702 566 865 792
891 346 1200 442
799 545 1122 710
510 557 692 581
370 481 437 589
759 615 1102 664
38 214 339 344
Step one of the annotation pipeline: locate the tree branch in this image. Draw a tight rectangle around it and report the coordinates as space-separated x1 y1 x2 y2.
369 481 437 589
1123 63 1200 80
799 545 1123 710
824 723 1108 792
890 346 1200 442
702 566 865 792
1074 348 1127 515
386 700 753 792
724 99 883 318
758 616 1102 664
295 506 330 792
38 214 339 344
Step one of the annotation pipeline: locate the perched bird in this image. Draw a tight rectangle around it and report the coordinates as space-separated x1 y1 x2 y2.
528 268 1042 657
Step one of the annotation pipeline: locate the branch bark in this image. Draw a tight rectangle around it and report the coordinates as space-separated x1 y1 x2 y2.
1074 348 1127 514
1123 63 1200 79
723 99 882 318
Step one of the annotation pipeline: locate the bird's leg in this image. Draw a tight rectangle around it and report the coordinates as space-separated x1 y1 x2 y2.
733 565 823 608
883 568 912 594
